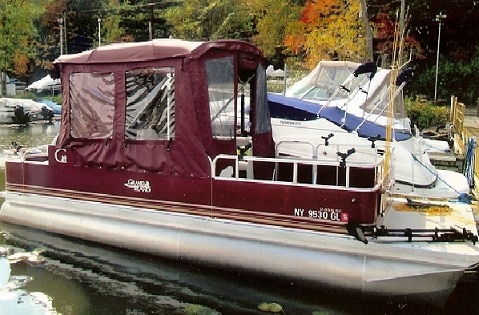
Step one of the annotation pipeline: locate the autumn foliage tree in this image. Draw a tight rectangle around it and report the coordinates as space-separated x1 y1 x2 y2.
284 0 369 69
371 9 423 67
0 0 47 93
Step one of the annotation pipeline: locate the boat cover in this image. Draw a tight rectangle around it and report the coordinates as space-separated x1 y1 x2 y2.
269 93 412 141
52 39 274 177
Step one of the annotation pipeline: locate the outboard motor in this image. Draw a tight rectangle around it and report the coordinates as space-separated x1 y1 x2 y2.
13 105 30 124
41 106 55 122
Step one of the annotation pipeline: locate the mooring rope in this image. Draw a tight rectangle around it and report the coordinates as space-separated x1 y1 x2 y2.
410 153 466 199
463 136 476 188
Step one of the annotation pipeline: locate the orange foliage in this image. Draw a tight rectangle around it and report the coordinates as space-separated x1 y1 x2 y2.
13 51 30 77
283 33 305 54
372 12 395 40
299 0 340 24
287 0 343 53
284 0 368 67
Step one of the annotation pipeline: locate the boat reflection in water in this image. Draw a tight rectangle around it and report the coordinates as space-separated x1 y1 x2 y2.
1 222 478 314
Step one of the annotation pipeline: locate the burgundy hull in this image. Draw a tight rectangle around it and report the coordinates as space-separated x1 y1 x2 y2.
5 157 380 232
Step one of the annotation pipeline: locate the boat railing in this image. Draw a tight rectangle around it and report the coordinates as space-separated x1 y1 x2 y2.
211 151 384 191
275 139 383 164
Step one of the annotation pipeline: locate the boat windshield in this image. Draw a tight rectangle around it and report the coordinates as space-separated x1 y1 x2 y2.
286 63 364 101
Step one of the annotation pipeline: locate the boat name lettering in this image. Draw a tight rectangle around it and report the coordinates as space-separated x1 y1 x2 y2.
293 207 348 222
54 148 67 163
124 179 151 193
279 120 301 126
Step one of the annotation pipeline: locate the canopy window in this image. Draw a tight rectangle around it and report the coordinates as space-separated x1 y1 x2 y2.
254 63 271 135
69 72 115 139
206 56 267 140
206 57 236 139
125 67 176 141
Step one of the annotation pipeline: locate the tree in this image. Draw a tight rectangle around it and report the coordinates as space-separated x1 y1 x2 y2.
164 0 252 40
0 0 47 93
368 4 423 68
359 0 373 60
35 0 68 71
365 0 479 104
102 0 128 44
284 0 369 69
113 1 173 42
243 0 303 58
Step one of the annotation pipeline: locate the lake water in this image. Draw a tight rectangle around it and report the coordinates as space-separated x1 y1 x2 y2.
0 121 478 314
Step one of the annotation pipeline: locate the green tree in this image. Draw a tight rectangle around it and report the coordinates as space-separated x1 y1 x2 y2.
112 1 173 43
244 0 303 58
0 0 47 93
408 48 479 106
35 0 68 70
164 0 252 40
102 0 129 44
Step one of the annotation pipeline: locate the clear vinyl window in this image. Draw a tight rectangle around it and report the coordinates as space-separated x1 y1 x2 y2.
69 72 115 139
206 57 236 138
125 67 175 140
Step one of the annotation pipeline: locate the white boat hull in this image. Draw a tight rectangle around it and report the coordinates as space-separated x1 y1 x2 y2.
271 117 469 198
1 191 477 301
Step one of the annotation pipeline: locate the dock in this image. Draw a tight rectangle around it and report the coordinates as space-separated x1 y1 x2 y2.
450 97 478 197
448 96 479 220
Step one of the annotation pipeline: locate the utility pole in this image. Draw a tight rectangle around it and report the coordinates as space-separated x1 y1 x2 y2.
434 12 446 103
63 13 68 54
57 17 63 55
98 17 101 46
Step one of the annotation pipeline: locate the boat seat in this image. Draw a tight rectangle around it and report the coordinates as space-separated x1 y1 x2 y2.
219 166 234 177
136 129 160 140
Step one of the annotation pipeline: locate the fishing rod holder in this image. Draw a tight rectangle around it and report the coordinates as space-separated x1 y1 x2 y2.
321 133 334 146
337 148 356 167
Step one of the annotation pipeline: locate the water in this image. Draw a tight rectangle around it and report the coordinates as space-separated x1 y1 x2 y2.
0 121 478 315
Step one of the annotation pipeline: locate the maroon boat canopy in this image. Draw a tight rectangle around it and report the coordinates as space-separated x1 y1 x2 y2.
54 39 266 64
53 39 274 178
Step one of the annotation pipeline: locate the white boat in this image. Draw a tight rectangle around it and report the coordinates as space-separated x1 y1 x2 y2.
0 98 55 124
26 74 61 94
269 61 468 199
0 39 477 304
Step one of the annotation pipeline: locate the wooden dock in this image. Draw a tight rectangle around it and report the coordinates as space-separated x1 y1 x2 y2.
451 96 479 198
448 96 479 221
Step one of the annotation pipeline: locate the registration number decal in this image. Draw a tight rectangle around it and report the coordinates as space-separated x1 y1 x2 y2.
293 208 349 222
